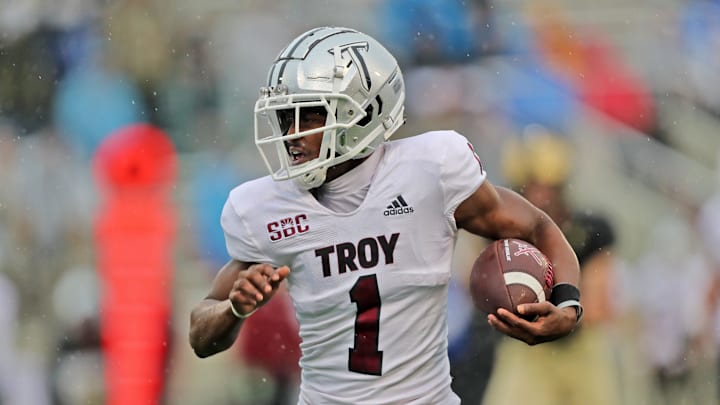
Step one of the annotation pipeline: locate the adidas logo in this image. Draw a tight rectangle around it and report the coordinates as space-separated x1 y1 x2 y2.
383 195 414 216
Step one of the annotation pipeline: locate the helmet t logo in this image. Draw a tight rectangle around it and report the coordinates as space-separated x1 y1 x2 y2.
329 42 371 91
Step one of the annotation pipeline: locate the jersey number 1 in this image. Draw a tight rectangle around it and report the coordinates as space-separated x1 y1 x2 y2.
348 274 383 375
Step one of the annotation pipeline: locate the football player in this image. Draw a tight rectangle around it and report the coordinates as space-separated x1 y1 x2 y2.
189 27 582 404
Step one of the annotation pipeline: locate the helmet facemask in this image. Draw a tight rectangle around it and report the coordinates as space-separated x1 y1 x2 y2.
254 91 369 189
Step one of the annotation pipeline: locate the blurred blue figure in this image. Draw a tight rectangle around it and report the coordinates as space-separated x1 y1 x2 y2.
53 63 146 159
499 63 579 134
380 0 494 65
490 12 580 134
447 277 474 362
188 155 247 270
680 0 720 69
55 23 102 77
679 0 720 114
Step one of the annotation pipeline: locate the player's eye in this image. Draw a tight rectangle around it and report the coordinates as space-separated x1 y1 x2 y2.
278 106 327 134
299 106 327 124
277 109 294 134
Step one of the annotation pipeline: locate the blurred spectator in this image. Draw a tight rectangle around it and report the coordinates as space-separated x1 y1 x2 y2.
103 0 172 123
0 0 101 135
156 34 220 153
380 0 498 67
0 27 62 134
0 271 19 403
678 0 720 116
482 130 625 405
2 127 96 306
50 266 104 405
187 154 249 270
378 0 503 142
206 12 298 157
0 271 51 405
494 63 579 135
447 232 502 403
633 210 720 405
506 4 658 135
692 175 720 402
53 60 147 159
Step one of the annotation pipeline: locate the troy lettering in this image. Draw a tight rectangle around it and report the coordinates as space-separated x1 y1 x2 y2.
316 233 400 277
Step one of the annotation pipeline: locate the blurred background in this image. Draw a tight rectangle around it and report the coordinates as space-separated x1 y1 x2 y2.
2 0 720 404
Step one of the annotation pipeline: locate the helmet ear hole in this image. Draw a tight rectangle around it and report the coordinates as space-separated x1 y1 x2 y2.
356 95 383 127
357 104 374 127
375 95 383 115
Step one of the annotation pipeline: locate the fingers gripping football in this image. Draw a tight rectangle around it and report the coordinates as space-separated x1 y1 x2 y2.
229 264 290 317
487 301 576 345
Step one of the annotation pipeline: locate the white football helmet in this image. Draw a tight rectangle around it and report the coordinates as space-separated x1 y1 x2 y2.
254 27 406 189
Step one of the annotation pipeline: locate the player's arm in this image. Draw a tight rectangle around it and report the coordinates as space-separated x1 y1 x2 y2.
455 180 580 344
189 259 290 358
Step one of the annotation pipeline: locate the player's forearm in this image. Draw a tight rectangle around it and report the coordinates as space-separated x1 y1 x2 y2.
532 217 583 325
189 299 244 358
532 216 580 287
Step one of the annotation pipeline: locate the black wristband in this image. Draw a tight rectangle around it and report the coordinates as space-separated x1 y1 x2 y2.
550 283 583 323
550 283 580 305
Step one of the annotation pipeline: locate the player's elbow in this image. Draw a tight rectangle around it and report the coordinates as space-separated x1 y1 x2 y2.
189 328 237 358
189 325 224 358
192 346 215 359
189 334 223 359
189 333 208 358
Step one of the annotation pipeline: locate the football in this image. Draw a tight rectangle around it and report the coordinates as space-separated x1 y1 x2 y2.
469 238 554 320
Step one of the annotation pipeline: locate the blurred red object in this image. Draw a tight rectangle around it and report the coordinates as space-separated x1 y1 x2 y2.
529 5 656 133
93 123 177 189
93 123 177 405
578 40 655 133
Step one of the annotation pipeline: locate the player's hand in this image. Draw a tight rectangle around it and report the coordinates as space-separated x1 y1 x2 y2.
487 302 577 345
228 264 290 317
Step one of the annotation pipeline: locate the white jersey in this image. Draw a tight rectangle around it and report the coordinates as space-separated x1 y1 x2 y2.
221 130 486 405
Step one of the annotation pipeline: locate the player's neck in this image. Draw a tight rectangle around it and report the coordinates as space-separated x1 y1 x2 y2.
309 158 366 200
323 157 368 184
309 149 383 212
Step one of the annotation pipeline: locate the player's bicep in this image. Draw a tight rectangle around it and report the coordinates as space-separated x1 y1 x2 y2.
455 181 543 240
205 259 254 301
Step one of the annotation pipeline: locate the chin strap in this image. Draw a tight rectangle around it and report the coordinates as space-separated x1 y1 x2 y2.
296 167 327 190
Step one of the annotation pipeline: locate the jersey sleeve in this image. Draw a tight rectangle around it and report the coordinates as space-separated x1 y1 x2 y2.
439 131 487 216
220 190 273 264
